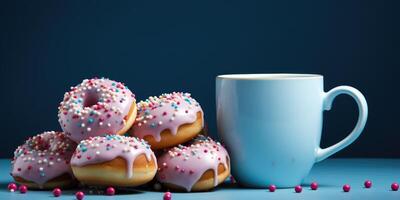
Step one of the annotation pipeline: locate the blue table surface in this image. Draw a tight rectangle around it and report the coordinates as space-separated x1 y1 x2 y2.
1 159 399 200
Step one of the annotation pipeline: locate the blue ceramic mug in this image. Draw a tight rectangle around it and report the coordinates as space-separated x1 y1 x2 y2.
216 74 368 188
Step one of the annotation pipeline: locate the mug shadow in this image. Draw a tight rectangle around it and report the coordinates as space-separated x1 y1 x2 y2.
218 181 338 191
302 182 337 188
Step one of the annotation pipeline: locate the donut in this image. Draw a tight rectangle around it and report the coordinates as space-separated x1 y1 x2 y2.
58 77 137 143
11 131 77 189
129 92 204 150
156 135 230 192
71 135 157 187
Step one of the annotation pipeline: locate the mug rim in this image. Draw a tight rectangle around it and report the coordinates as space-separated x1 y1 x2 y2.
216 73 323 80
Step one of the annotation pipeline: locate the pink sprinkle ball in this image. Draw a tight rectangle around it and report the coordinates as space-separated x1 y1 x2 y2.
163 191 172 200
343 184 351 192
268 184 276 192
76 191 85 200
294 185 302 193
391 183 399 191
310 182 318 190
53 188 62 197
364 180 372 188
106 187 115 195
7 183 17 192
19 185 27 193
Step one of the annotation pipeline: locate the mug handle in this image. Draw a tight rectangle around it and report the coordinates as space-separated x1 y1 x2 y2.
315 86 368 162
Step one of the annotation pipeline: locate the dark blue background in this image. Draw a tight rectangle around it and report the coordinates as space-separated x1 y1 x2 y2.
1 0 398 158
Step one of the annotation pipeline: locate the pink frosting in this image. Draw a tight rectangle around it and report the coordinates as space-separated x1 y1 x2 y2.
71 135 156 178
11 131 77 188
156 135 230 191
130 92 203 142
58 78 136 143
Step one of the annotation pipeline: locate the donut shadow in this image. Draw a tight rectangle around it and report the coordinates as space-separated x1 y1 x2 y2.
216 182 240 190
169 182 241 193
52 187 145 196
43 189 144 197
84 186 145 195
144 184 236 193
114 188 145 195
0 179 147 195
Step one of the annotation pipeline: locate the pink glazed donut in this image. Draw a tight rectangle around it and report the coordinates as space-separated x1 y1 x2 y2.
129 92 204 150
70 135 157 187
11 131 77 189
156 135 230 192
58 78 137 143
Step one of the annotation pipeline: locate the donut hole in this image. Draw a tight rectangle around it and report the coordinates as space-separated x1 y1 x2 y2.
83 94 99 108
31 136 51 151
37 142 51 151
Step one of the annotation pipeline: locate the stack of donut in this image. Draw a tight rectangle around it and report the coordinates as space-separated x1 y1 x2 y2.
10 77 230 193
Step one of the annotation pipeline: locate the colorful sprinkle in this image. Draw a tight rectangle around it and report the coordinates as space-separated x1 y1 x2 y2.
163 191 172 200
391 183 399 191
364 180 372 188
53 188 62 197
76 191 84 200
295 185 302 193
106 187 115 195
343 184 351 192
268 184 276 192
7 183 17 192
310 182 318 190
19 185 27 193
